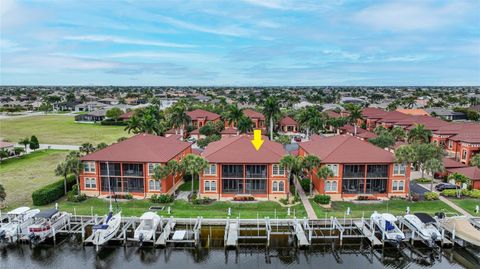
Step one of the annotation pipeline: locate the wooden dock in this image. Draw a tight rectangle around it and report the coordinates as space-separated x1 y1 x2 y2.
225 220 239 248
353 220 382 246
293 219 310 247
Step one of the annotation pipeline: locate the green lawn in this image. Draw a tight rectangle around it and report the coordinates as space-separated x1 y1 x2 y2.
178 179 199 191
0 150 69 209
309 199 459 218
41 198 307 219
0 115 130 145
448 198 480 216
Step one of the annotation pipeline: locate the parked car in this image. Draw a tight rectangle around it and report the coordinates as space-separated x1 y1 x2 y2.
294 136 302 142
435 183 458 192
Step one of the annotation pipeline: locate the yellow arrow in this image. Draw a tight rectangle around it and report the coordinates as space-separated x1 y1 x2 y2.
251 129 264 151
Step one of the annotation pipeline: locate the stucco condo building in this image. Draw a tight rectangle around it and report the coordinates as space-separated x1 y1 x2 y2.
199 135 289 200
298 135 410 200
79 134 192 198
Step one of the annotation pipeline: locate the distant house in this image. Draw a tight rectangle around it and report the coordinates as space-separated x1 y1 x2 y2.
243 109 266 129
98 98 119 105
396 109 430 116
194 95 211 103
79 134 192 198
425 107 466 121
446 166 480 190
186 109 221 128
0 141 15 154
340 97 365 105
74 109 108 122
200 135 288 201
75 101 108 112
53 101 80 111
278 116 299 134
298 135 410 200
119 110 134 121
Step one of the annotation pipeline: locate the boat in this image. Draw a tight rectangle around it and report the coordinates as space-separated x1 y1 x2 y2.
0 207 40 243
27 208 69 244
438 216 480 247
403 213 441 247
370 212 405 245
91 161 122 251
134 212 161 245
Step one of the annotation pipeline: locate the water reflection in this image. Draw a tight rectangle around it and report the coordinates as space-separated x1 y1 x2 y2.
0 238 478 269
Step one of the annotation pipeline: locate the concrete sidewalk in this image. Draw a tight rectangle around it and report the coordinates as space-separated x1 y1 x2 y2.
293 176 317 220
416 183 472 217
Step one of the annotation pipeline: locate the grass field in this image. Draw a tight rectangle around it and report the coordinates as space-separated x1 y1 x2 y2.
0 150 69 208
0 115 130 145
448 198 480 216
309 199 459 218
41 198 307 219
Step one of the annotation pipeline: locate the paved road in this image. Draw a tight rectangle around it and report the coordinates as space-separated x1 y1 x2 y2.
293 176 317 220
14 143 80 152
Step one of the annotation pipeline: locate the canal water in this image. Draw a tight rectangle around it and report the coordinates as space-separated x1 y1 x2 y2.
1 234 479 269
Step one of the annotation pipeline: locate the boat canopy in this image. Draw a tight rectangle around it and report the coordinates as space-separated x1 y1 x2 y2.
140 212 158 220
382 213 397 222
34 208 59 219
414 213 436 224
7 207 30 215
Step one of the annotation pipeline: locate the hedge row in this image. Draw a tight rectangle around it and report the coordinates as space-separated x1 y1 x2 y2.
32 175 76 206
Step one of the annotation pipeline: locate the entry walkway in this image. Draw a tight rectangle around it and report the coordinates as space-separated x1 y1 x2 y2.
416 183 472 217
293 176 317 220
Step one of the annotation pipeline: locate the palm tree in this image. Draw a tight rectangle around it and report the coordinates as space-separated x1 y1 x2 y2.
181 154 199 195
55 162 70 195
79 143 95 155
167 159 182 186
316 166 334 193
407 124 432 144
194 156 209 195
280 155 304 200
302 155 321 195
125 114 141 134
170 105 191 139
152 165 171 191
296 107 321 140
391 126 406 141
448 172 470 198
19 137 30 152
470 154 480 168
225 104 243 128
262 96 281 140
424 158 444 191
66 151 83 194
96 142 108 150
237 116 253 134
344 104 363 136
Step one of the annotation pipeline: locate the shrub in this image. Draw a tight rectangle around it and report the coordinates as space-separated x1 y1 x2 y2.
192 197 214 205
67 192 87 202
101 119 127 126
233 196 255 201
279 198 289 205
125 193 133 200
441 189 457 197
150 194 174 204
415 178 432 183
32 175 75 206
424 192 439 200
313 194 331 204
293 194 300 203
468 189 480 198
299 178 310 192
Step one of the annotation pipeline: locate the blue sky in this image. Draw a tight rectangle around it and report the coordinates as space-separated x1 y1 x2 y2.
1 0 479 86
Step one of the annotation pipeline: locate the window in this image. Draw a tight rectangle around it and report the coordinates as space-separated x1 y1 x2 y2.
392 180 405 191
85 178 96 189
448 140 453 149
204 164 217 175
204 180 217 192
148 180 161 191
278 181 285 192
462 150 467 160
272 181 278 192
326 164 339 176
393 164 406 175
272 164 285 176
84 162 96 173
325 180 337 192
148 163 160 175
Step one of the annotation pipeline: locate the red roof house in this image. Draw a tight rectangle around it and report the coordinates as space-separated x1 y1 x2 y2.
279 116 299 134
186 109 221 128
79 134 192 198
199 135 288 200
298 135 410 200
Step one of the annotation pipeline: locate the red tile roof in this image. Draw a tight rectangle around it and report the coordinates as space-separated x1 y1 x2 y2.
442 158 467 169
119 110 134 120
279 116 297 126
243 109 265 120
447 166 480 181
396 109 430 116
81 133 191 163
221 127 267 135
186 109 220 121
325 110 341 118
202 135 285 163
362 107 388 119
0 141 15 149
299 135 395 163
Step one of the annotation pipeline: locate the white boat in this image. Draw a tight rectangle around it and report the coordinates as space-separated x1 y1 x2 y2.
0 207 40 243
134 212 161 244
403 213 441 247
91 210 122 249
370 212 405 244
28 208 69 244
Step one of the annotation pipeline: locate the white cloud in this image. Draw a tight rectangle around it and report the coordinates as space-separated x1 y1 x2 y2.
352 1 472 31
63 35 196 48
155 15 251 37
